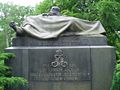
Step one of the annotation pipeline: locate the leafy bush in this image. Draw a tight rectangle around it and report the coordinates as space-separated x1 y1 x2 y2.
0 32 6 54
111 60 120 90
34 0 52 14
0 53 28 90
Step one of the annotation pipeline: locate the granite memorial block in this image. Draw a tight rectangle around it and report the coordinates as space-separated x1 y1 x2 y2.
6 35 115 90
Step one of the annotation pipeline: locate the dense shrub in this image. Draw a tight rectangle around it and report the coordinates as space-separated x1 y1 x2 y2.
0 32 6 53
111 60 120 90
0 53 28 90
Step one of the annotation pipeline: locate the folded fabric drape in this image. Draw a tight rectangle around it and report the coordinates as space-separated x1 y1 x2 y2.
17 15 105 39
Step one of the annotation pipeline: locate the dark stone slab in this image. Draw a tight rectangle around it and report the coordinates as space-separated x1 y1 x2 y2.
5 33 115 90
12 35 107 46
6 46 115 90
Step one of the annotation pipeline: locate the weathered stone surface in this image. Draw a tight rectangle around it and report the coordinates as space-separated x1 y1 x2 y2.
5 33 115 90
6 46 115 90
12 35 107 46
91 46 115 90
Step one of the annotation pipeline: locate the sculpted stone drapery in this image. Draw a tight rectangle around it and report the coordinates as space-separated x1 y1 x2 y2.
9 6 106 39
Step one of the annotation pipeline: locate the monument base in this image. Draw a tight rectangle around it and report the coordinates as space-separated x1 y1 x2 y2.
6 46 115 90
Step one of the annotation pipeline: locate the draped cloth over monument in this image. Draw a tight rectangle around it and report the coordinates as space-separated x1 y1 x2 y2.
18 15 106 39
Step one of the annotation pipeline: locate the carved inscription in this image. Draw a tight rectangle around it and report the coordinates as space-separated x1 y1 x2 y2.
30 63 91 81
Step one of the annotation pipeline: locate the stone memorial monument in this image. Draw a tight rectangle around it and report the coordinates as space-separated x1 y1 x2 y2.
6 6 115 90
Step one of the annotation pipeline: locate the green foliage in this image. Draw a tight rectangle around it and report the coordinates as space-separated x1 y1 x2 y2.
0 53 28 90
0 77 28 89
0 65 11 77
111 61 120 90
94 0 120 59
34 0 52 14
0 53 15 77
0 53 15 60
0 32 6 53
34 0 96 16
